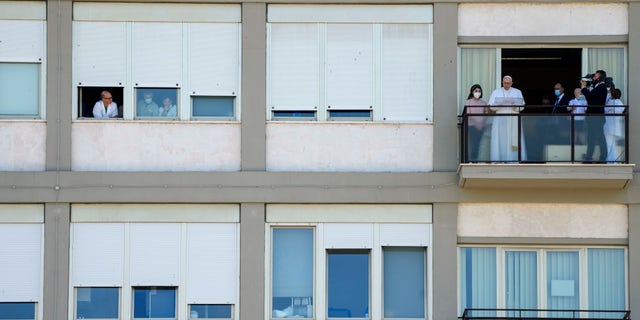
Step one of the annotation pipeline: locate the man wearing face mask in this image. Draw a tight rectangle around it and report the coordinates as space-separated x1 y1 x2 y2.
551 82 572 113
137 91 160 117
580 70 608 162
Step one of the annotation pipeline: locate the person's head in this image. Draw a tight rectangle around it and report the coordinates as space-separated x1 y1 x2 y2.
143 92 153 104
541 94 551 105
100 90 113 105
573 88 582 99
593 70 607 84
162 97 172 107
502 75 513 90
612 88 622 100
554 82 565 96
467 84 483 100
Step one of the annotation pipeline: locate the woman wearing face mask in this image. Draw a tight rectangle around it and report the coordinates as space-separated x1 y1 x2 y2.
464 84 488 162
604 88 625 163
159 97 178 117
567 88 587 145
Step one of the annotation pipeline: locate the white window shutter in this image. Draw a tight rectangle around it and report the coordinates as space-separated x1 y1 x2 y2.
324 223 373 249
186 224 237 304
380 224 430 247
74 21 126 85
0 224 42 301
130 223 181 286
71 223 124 287
326 24 374 109
188 23 239 95
269 23 319 110
0 20 43 61
381 24 431 121
132 22 182 86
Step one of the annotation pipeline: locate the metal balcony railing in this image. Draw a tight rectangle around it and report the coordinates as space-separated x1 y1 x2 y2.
460 308 631 320
459 105 629 164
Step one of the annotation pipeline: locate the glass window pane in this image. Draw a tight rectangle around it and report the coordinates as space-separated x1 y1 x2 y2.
383 247 425 318
192 96 234 118
135 88 179 118
0 63 39 117
459 247 496 317
76 287 119 319
272 228 313 318
327 250 369 318
189 305 232 319
133 287 176 319
547 252 579 318
505 251 537 317
272 110 316 121
0 303 36 320
327 110 372 121
589 248 626 318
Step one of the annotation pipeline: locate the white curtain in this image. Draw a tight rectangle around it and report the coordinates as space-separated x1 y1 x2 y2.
547 251 579 317
459 48 496 113
505 251 538 317
588 48 626 103
459 247 497 317
588 249 626 318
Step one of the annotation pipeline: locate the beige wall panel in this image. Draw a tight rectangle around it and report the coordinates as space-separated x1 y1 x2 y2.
0 1 45 20
72 122 241 171
459 3 627 36
267 204 432 223
459 203 627 239
0 204 44 223
73 2 240 22
0 121 46 171
266 123 432 172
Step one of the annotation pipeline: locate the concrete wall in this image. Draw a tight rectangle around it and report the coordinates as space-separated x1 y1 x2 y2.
0 121 46 171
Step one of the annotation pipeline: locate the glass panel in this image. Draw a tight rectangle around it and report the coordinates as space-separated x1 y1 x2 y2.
589 249 626 318
0 63 39 117
383 247 425 318
327 250 369 318
505 251 537 317
76 287 119 319
464 114 491 163
133 287 176 319
579 115 607 163
488 110 524 162
521 114 572 162
0 303 36 320
272 228 314 318
459 247 496 317
604 104 626 163
189 305 232 319
327 110 372 121
547 252 579 318
192 96 235 118
272 111 316 121
135 88 179 118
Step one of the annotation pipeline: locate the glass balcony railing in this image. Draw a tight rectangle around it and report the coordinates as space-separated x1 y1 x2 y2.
459 105 629 164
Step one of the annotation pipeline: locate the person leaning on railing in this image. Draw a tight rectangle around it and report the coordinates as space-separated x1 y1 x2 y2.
580 70 608 162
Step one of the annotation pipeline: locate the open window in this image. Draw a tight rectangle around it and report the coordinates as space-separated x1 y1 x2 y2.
78 87 124 119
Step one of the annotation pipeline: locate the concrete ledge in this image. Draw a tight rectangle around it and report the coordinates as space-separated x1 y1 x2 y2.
458 163 635 189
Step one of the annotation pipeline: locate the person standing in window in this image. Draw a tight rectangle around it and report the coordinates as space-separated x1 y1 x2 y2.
604 88 625 163
464 84 487 162
137 91 159 117
92 90 119 118
159 97 177 117
580 70 608 162
488 75 526 162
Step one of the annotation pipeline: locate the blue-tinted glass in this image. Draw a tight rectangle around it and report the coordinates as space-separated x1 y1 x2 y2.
328 110 372 119
589 249 626 318
328 251 369 318
135 88 179 117
0 63 39 116
190 305 232 319
505 251 538 318
272 111 316 119
0 302 36 319
459 248 497 318
547 252 579 318
272 228 314 318
77 287 119 319
133 287 176 319
383 248 425 318
192 97 234 118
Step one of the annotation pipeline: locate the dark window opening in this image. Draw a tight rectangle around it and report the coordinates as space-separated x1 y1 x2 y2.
78 87 124 118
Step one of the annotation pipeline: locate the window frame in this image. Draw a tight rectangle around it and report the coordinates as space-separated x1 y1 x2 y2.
131 286 178 320
190 95 237 121
0 62 42 119
188 304 234 320
381 247 427 320
326 249 371 319
74 287 121 320
0 302 38 320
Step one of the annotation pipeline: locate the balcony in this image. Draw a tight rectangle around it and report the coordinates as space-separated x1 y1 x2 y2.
457 105 634 189
460 308 630 320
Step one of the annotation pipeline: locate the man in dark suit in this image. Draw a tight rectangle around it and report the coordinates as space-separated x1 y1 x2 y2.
581 70 608 162
543 82 573 149
552 82 572 113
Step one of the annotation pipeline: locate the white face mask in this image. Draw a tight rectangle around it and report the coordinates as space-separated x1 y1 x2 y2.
473 91 481 99
144 98 152 104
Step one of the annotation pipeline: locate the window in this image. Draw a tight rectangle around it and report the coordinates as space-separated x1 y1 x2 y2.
135 88 179 119
383 247 425 319
271 110 317 121
0 63 40 118
76 287 120 319
272 228 314 318
267 5 433 122
191 96 235 120
133 287 176 319
458 247 627 317
327 250 370 318
78 87 124 118
189 305 233 319
0 302 36 320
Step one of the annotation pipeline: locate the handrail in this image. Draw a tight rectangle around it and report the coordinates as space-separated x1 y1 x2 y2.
460 308 630 320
